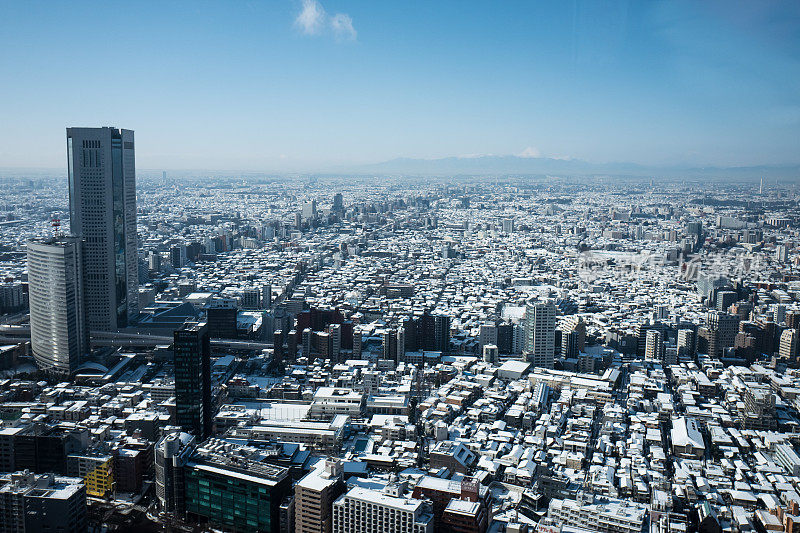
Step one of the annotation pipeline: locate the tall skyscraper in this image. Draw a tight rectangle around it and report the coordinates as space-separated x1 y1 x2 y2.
66 127 138 330
524 299 556 369
332 192 344 212
27 236 90 376
174 321 212 440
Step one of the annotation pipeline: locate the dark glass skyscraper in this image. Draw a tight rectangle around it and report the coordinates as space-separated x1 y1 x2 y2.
174 321 212 440
66 127 138 330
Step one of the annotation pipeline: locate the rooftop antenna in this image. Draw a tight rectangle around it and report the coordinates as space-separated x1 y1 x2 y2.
51 216 62 238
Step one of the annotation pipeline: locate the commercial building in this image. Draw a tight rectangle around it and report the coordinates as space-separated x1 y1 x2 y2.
174 321 212 439
206 297 238 338
184 439 291 533
154 431 196 513
26 236 89 376
66 127 138 330
412 476 489 532
229 416 349 453
332 486 433 533
0 471 87 533
308 388 365 420
699 311 739 357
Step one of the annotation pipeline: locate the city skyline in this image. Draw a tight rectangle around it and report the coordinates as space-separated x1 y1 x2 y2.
2 2 800 532
1 1 799 172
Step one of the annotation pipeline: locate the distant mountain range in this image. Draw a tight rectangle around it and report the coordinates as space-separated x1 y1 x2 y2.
351 155 800 180
3 156 799 181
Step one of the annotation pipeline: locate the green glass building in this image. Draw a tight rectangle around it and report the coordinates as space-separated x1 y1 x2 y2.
184 441 290 533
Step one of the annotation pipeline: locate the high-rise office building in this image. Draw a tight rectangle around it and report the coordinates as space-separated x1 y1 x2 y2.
403 312 451 353
184 439 291 533
27 237 90 376
206 297 238 338
524 299 556 369
241 288 262 310
332 193 344 212
302 200 317 219
174 321 212 440
562 330 581 359
716 290 738 312
170 245 187 269
66 127 139 330
155 431 196 513
329 324 342 362
497 323 514 354
382 328 399 362
262 284 273 308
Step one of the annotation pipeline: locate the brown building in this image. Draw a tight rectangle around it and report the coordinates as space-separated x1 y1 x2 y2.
114 440 153 493
412 476 490 532
294 459 345 533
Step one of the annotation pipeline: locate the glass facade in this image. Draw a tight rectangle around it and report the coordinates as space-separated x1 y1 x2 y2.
67 136 75 223
184 468 277 532
174 322 212 439
111 132 128 327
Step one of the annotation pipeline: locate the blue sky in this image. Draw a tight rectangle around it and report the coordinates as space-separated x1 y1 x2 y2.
1 0 798 171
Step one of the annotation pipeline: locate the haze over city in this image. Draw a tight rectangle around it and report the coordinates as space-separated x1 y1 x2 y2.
2 2 800 533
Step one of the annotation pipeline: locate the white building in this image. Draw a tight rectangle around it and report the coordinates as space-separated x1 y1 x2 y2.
670 416 705 459
332 486 433 533
308 388 365 419
548 493 648 533
27 236 90 376
524 299 556 369
774 443 800 476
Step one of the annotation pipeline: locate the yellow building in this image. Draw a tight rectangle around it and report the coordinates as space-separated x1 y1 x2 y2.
67 452 115 498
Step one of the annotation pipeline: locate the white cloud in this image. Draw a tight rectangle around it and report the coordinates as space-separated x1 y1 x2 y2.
294 0 326 35
331 13 357 41
518 146 541 158
294 0 356 41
